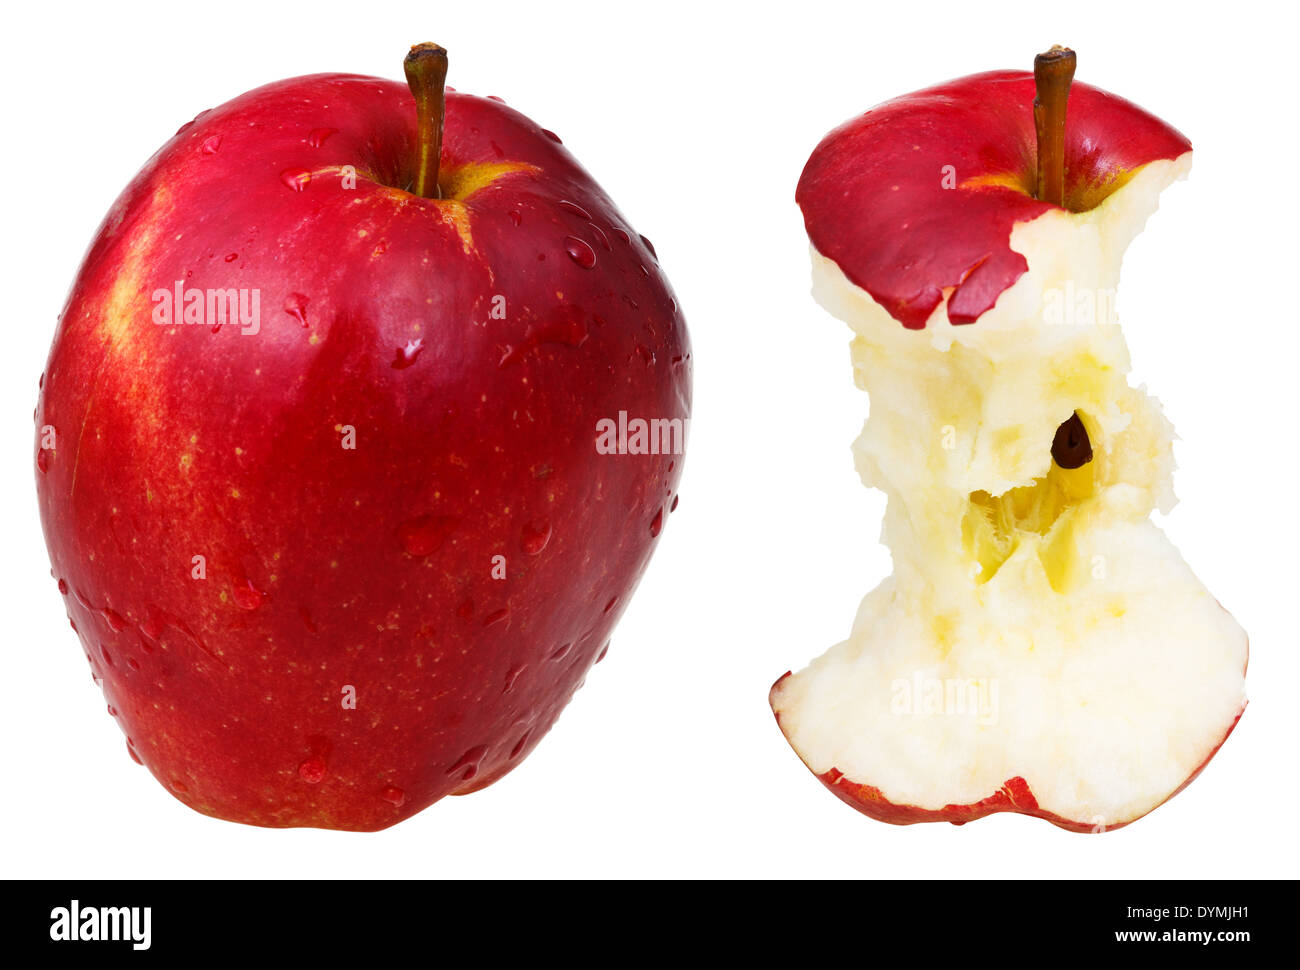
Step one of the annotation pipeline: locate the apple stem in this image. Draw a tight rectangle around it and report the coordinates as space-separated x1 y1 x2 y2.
1033 45 1076 207
404 43 449 199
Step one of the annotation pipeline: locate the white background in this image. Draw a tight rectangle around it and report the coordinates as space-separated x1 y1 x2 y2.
3 0 1296 878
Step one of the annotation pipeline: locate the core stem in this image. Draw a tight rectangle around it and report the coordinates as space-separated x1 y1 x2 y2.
1033 45 1076 207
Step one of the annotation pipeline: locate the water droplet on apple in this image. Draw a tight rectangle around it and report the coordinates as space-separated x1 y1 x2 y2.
200 135 222 155
141 609 163 641
224 252 238 262
603 596 618 614
550 643 571 661
563 236 596 269
487 95 506 104
596 641 611 663
589 223 611 251
649 508 664 537
298 757 327 784
306 127 338 147
391 339 424 369
498 307 589 367
127 741 143 765
232 579 264 611
107 704 118 717
509 732 531 759
36 449 49 473
380 786 406 807
280 167 311 192
507 209 522 226
483 608 509 627
551 311 593 349
520 518 551 555
503 665 526 693
542 128 562 143
398 515 455 557
670 494 679 512
558 200 591 220
57 578 68 595
612 227 631 245
126 656 141 671
283 292 310 327
102 608 128 633
101 646 114 666
639 234 658 259
172 779 189 794
446 745 488 780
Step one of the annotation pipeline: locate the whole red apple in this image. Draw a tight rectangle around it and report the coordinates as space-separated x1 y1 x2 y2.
35 44 690 830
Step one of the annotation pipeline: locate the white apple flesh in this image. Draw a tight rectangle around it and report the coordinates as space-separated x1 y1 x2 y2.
772 153 1248 830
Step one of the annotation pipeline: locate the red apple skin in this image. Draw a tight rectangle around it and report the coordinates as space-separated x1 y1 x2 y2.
770 674 1245 832
35 74 690 830
796 70 1192 329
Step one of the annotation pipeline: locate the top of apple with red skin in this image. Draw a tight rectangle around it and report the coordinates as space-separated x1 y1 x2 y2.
796 70 1192 329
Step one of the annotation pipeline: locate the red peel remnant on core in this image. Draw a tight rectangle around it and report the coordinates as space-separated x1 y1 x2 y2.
795 71 1191 329
771 672 1244 832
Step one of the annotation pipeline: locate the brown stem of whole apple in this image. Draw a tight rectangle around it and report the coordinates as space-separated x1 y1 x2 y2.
404 42 449 199
1033 45 1076 207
